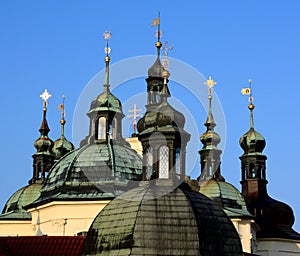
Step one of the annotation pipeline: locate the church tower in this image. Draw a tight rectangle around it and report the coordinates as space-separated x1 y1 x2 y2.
198 76 224 182
137 33 190 182
239 82 300 240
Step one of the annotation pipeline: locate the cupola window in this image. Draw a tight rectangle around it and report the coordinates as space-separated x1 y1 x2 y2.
159 145 169 179
98 117 106 139
175 147 181 175
146 147 153 179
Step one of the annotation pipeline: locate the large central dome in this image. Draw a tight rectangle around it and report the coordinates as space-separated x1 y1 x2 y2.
83 181 243 256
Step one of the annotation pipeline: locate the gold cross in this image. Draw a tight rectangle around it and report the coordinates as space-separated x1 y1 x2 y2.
128 104 142 134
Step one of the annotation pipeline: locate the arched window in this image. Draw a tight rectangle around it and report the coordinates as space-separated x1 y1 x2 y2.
249 163 256 178
146 147 153 179
98 117 106 139
175 147 181 175
159 146 169 179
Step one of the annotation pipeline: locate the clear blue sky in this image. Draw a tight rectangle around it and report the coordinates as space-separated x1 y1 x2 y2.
1 1 300 231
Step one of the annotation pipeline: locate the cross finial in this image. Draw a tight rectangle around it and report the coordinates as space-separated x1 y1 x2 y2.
40 89 52 108
103 31 112 56
204 76 217 96
162 41 173 70
128 104 142 136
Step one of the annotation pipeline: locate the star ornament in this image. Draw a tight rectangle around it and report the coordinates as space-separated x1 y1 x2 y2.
204 76 217 88
40 89 52 103
103 31 112 41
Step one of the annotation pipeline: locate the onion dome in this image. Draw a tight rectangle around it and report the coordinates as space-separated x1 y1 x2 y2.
27 143 142 208
83 181 243 255
0 183 42 220
200 180 252 218
239 103 266 154
53 98 75 159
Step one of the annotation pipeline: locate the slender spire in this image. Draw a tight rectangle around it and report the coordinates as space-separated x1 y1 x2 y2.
204 76 217 130
198 76 223 182
39 89 52 135
31 89 55 184
103 31 111 92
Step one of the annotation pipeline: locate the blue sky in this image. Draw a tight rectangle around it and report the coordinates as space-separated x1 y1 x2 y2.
1 1 300 231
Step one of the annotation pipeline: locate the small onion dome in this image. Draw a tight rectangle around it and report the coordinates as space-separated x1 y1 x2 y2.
27 143 143 207
0 183 42 220
87 91 123 116
239 128 266 154
83 181 243 255
200 180 252 218
52 135 74 159
200 130 221 150
137 103 185 134
34 119 54 155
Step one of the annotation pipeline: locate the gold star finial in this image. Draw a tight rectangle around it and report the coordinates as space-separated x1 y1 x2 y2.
204 76 217 96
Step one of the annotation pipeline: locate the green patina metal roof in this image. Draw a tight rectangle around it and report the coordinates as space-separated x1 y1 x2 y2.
0 183 42 220
28 142 142 207
199 180 252 218
87 91 123 115
83 181 243 256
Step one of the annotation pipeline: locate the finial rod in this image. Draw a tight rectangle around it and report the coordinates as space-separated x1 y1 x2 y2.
59 95 66 136
103 31 112 91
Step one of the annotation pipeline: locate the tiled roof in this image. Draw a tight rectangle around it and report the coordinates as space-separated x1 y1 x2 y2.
0 236 85 256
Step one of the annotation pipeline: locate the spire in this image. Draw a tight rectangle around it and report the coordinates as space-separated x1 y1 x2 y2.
148 14 163 78
31 89 55 184
53 95 74 160
240 80 266 154
198 76 223 182
103 31 111 93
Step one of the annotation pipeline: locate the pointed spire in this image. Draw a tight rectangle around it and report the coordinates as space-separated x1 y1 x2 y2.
31 89 55 184
103 31 112 93
198 76 223 182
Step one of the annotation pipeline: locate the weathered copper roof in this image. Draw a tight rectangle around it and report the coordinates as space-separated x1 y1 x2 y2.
27 142 142 207
0 183 42 220
87 91 123 116
83 181 243 255
199 180 252 218
0 236 85 256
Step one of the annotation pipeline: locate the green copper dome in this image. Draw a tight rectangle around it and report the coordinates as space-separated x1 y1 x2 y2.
87 91 123 116
199 180 252 218
239 127 266 154
83 181 243 256
0 183 42 220
52 134 74 159
28 142 143 207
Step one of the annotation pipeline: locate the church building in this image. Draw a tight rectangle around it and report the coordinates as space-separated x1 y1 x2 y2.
0 23 299 256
